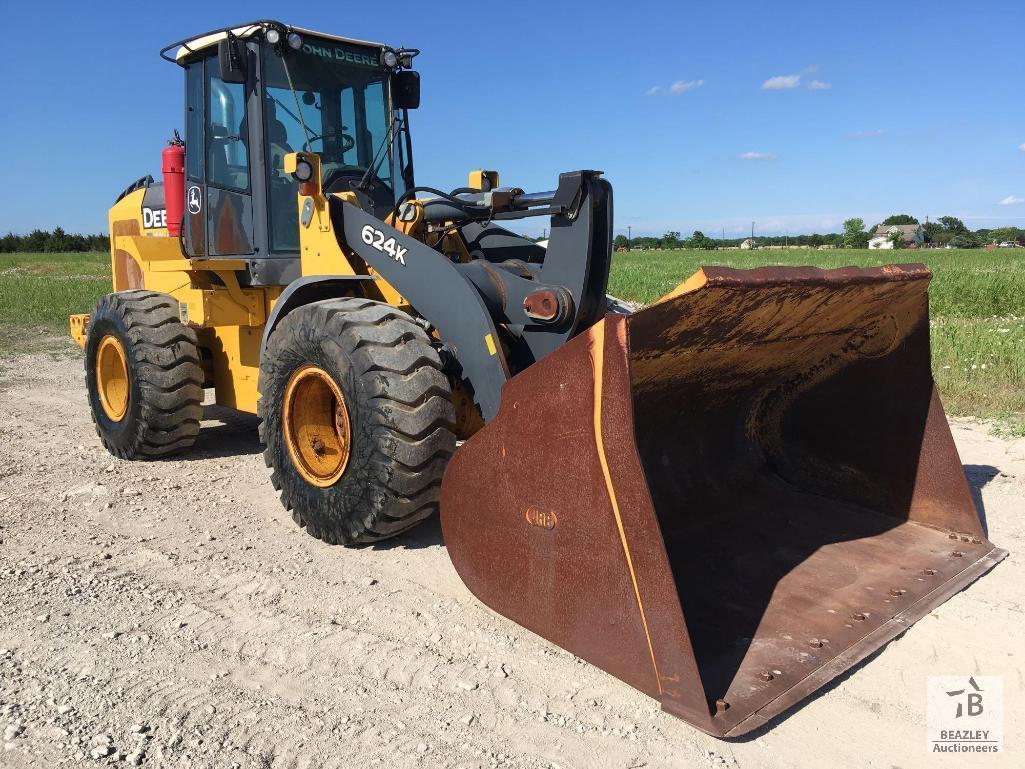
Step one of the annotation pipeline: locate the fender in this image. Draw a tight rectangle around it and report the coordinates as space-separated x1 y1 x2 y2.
259 274 378 360
330 199 512 421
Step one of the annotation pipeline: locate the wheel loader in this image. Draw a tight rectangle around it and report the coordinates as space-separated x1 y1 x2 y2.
71 20 1006 738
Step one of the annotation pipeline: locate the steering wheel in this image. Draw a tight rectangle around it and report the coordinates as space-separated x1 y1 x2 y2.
322 166 395 218
304 132 356 154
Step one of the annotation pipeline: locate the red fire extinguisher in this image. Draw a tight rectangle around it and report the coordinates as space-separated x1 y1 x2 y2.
162 131 186 238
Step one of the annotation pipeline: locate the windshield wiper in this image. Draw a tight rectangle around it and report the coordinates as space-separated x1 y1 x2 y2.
277 52 315 150
355 113 402 192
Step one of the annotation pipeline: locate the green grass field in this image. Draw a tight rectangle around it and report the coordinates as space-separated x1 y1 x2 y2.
0 251 109 354
2 247 1023 433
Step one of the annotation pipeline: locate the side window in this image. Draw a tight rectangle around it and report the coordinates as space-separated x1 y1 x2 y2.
206 71 249 191
185 62 203 181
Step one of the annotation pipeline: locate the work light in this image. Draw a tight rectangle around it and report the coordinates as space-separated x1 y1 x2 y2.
293 158 314 182
382 50 398 68
287 32 302 50
264 28 281 45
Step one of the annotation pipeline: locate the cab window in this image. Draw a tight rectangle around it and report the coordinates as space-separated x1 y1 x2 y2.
206 71 249 191
262 40 395 252
185 62 203 181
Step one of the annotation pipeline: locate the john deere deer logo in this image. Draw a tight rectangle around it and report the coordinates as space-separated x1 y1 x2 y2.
187 185 202 215
525 506 557 530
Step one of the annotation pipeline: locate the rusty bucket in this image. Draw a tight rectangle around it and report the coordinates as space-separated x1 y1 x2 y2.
440 264 1006 738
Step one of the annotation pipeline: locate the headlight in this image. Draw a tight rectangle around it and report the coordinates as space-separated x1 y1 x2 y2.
293 159 314 182
287 32 302 50
382 50 398 68
264 28 281 45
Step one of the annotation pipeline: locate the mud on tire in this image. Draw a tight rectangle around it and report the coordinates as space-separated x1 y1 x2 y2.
258 298 457 545
85 290 204 459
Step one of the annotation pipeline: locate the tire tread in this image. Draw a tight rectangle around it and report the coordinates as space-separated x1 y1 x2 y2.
258 297 456 545
86 290 203 459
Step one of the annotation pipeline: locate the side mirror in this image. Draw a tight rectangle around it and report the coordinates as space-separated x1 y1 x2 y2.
218 38 247 84
392 71 420 110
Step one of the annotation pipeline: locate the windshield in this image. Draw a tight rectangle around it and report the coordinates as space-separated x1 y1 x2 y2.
262 37 393 252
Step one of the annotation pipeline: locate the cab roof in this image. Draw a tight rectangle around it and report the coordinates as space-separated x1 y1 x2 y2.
161 20 388 64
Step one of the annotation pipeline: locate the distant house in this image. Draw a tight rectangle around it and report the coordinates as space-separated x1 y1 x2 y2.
740 238 757 250
868 224 924 249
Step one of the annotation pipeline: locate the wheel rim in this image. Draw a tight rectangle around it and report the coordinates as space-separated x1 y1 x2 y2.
96 334 130 421
282 366 352 488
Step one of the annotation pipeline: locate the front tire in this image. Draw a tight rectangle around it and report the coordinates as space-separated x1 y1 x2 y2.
84 291 204 458
258 298 457 545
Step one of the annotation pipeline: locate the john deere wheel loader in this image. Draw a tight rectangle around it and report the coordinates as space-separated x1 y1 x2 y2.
72 20 1006 737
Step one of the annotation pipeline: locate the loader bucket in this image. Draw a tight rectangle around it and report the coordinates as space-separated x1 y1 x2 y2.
440 264 1006 738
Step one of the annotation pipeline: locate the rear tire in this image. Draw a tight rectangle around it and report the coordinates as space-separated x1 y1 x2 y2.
258 298 457 545
84 290 204 459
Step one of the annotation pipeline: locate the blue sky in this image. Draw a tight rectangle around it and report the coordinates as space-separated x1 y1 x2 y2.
1 0 1023 237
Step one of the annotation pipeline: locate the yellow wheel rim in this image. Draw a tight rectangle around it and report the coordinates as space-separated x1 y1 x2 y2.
96 334 130 421
282 366 352 488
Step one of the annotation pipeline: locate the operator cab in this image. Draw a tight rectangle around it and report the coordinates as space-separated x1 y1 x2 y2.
164 21 419 285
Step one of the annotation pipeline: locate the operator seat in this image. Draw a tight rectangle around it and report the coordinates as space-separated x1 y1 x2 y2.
266 120 293 175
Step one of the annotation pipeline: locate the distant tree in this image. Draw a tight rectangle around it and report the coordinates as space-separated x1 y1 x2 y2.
46 226 69 253
842 218 869 249
613 234 630 249
0 228 109 253
882 214 919 226
922 221 942 243
989 227 1023 243
688 230 716 250
887 228 906 249
938 216 967 234
660 231 683 249
950 233 979 249
23 229 48 252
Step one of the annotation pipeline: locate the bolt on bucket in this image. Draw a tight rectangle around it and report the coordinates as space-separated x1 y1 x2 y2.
440 264 1006 738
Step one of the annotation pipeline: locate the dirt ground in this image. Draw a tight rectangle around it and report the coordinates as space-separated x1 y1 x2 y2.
0 350 1022 769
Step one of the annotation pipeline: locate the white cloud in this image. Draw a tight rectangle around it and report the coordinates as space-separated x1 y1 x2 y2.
669 79 704 94
647 80 704 96
807 79 831 90
738 151 778 160
761 74 801 90
999 195 1024 206
802 64 820 75
847 129 884 140
1019 143 1025 152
